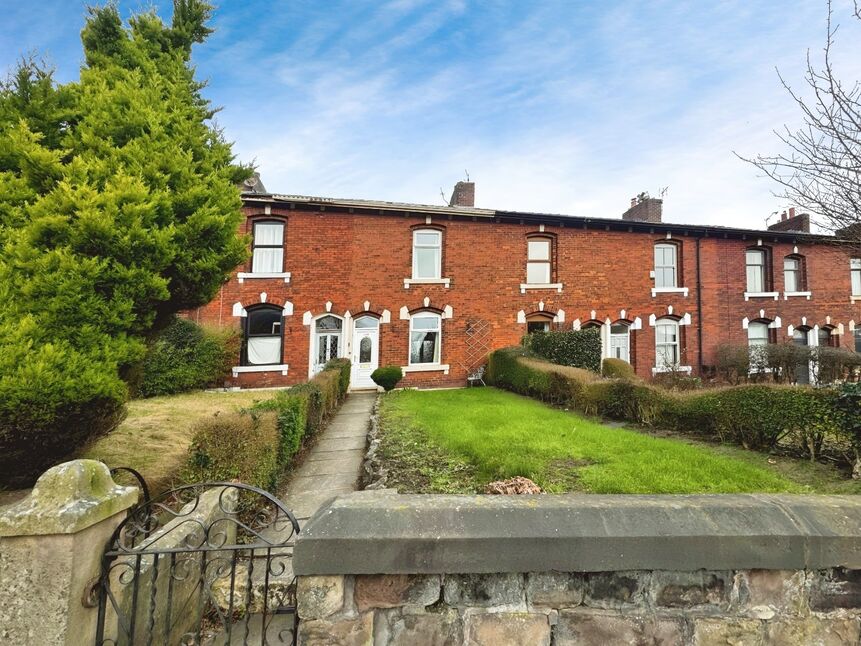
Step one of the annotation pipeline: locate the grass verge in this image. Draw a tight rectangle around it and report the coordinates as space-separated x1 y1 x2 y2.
80 389 275 495
377 387 854 494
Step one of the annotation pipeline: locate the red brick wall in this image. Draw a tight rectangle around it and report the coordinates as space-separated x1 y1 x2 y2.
189 204 860 388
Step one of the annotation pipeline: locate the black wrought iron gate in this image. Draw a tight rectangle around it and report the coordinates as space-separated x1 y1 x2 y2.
94 482 300 645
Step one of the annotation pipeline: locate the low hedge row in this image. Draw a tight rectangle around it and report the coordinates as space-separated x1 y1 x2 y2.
487 348 855 463
183 359 352 491
521 327 602 372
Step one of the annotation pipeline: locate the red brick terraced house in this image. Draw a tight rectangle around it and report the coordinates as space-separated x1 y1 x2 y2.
189 177 861 390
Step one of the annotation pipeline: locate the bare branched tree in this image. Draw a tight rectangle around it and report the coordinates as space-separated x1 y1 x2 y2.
738 1 861 244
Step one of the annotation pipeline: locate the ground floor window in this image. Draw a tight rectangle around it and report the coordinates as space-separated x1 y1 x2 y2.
410 313 441 364
609 323 630 362
655 319 680 369
244 305 283 365
856 328 861 353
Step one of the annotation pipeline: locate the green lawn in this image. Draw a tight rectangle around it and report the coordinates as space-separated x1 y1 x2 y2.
377 387 851 494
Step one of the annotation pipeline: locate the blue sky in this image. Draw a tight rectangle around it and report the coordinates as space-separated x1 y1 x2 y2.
2 1 860 228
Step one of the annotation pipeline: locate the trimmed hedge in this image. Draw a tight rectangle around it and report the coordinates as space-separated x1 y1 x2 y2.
137 317 239 398
488 347 848 463
183 360 352 492
601 358 635 380
522 327 602 372
371 366 403 391
182 411 280 491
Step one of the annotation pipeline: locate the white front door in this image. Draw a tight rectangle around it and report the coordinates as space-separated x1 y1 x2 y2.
351 316 379 389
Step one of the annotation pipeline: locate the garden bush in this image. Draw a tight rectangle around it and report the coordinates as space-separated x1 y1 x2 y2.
488 347 847 462
137 317 238 397
182 411 280 492
521 327 601 372
601 358 636 380
371 366 404 391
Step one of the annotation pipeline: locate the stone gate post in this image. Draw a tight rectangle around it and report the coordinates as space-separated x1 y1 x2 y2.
0 460 138 645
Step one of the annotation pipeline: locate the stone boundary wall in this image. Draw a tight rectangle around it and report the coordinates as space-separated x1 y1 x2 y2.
293 491 861 645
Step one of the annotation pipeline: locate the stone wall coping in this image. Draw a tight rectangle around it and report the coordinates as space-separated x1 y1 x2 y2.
293 491 861 575
0 460 138 537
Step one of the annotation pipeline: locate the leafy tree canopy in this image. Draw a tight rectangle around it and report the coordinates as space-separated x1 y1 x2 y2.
0 0 250 485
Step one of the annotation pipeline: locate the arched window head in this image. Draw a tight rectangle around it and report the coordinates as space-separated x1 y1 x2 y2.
315 315 342 331
244 305 283 366
526 313 553 334
409 312 441 365
412 229 442 279
654 242 678 288
354 315 379 329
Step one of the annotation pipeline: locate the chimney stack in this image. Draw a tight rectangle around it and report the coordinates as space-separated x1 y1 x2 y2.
768 209 810 233
449 181 475 208
622 194 663 223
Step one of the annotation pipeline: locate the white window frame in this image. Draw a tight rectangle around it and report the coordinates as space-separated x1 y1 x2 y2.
654 243 678 289
783 256 802 293
851 259 861 300
310 314 344 377
654 318 680 371
243 306 283 367
408 312 442 367
526 237 552 285
746 249 767 293
412 229 442 280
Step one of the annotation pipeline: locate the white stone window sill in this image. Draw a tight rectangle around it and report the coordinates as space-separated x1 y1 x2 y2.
520 283 563 294
404 277 451 288
652 365 693 375
232 364 289 377
237 272 291 283
744 291 779 301
651 286 689 297
402 363 450 375
852 295 861 304
784 291 812 300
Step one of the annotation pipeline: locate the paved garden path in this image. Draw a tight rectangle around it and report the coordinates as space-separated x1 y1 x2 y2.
278 392 375 525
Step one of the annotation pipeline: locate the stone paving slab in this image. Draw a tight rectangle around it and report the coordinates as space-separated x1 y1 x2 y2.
277 393 374 522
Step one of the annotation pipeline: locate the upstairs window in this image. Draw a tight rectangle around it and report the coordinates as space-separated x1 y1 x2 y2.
784 255 804 292
654 243 678 288
655 319 680 369
412 230 442 279
746 249 767 293
852 259 861 296
526 237 552 284
251 220 285 273
244 305 283 365
410 313 441 365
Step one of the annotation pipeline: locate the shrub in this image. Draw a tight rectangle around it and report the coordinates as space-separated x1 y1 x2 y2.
764 343 811 383
714 344 751 384
814 347 861 385
521 328 601 372
0 327 129 487
601 358 635 380
137 317 238 397
182 411 280 492
371 366 403 391
325 358 352 398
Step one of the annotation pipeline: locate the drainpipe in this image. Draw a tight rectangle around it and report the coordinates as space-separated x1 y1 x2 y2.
696 237 704 375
